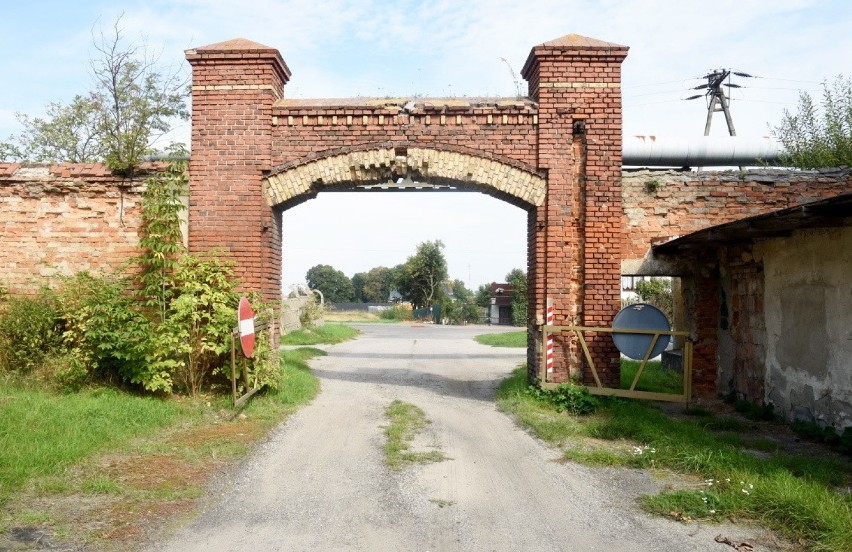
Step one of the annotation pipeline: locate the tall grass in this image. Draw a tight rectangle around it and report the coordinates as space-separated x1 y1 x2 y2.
496 366 852 551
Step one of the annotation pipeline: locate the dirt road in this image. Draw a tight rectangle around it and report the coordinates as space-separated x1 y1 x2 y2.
150 324 770 551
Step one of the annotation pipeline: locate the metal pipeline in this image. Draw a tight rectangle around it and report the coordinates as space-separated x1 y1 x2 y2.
623 136 784 167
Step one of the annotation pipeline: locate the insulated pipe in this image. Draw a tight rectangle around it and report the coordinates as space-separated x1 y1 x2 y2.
623 136 784 167
146 138 785 168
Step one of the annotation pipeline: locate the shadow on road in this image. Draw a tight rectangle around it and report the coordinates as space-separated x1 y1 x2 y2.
310 366 509 402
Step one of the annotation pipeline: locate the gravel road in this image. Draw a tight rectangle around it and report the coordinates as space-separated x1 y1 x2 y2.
150 324 775 552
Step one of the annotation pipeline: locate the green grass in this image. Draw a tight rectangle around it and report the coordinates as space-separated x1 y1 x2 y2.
383 400 447 470
496 366 852 551
266 348 323 409
474 330 526 348
279 323 360 345
0 348 323 510
620 359 683 394
0 384 185 504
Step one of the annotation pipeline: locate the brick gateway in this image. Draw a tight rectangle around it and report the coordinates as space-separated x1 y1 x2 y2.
185 34 629 385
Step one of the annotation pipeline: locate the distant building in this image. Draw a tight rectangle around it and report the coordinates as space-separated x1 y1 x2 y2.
489 283 514 325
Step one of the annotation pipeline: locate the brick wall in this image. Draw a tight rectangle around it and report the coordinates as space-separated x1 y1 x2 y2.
521 35 628 385
622 168 852 267
721 245 766 400
186 34 629 387
0 164 147 293
185 39 290 300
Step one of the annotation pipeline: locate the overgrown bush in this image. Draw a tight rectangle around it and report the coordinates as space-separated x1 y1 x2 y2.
55 272 154 390
0 288 61 373
152 254 238 395
299 295 326 327
379 305 414 321
0 161 275 398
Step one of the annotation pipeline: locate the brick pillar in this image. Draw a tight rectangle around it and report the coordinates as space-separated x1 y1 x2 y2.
522 34 628 385
185 39 290 301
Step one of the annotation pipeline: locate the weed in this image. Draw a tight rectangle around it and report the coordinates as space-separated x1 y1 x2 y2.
378 306 414 322
645 178 662 193
526 382 600 415
383 400 447 470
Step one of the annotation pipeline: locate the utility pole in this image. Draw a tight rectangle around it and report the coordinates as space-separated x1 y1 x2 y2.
685 69 751 137
703 69 736 136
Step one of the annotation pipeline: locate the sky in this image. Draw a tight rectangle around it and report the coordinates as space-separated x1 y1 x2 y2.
1 0 850 292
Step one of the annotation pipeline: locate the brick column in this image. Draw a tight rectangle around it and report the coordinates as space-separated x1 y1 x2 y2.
185 39 290 301
523 34 628 385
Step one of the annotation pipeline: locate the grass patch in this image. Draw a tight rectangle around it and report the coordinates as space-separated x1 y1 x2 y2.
279 323 360 345
383 400 447 470
496 365 852 551
620 359 683 394
325 310 393 324
0 350 322 547
474 330 526 348
0 385 184 504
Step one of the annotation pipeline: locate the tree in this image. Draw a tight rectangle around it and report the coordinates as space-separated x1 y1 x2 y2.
772 75 852 169
441 279 482 324
361 266 395 303
0 16 188 174
352 272 367 303
1 96 105 163
306 264 355 303
505 268 528 327
635 277 673 322
398 241 448 309
475 283 492 309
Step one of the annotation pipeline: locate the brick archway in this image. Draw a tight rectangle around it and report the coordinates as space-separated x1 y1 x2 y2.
263 144 546 209
185 34 629 385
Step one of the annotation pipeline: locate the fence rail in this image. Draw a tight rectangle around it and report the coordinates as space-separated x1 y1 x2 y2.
539 325 693 403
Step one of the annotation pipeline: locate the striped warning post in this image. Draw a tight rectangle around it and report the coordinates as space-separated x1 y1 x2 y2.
546 302 554 374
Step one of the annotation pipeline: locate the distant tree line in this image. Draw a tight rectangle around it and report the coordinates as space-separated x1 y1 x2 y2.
304 240 528 325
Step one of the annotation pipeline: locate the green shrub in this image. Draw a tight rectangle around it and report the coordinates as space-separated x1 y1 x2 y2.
0 288 61 373
55 273 155 390
299 296 326 327
379 306 414 321
526 382 600 415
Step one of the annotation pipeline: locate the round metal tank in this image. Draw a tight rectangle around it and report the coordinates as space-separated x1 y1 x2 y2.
612 303 671 360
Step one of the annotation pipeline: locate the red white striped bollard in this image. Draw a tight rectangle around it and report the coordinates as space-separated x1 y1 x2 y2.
546 300 554 374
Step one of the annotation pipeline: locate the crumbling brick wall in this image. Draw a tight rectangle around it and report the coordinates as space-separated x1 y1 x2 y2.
0 164 147 293
621 168 852 267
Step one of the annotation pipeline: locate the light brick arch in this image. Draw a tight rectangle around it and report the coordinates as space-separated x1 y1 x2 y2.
263 146 547 208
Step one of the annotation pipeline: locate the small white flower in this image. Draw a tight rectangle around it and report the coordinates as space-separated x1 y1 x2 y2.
742 489 750 495
709 509 716 514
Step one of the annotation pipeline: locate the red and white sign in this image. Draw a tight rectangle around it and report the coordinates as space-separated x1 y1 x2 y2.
546 300 554 374
238 297 255 358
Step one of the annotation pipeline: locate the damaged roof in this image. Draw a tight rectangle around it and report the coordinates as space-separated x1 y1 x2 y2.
654 192 852 254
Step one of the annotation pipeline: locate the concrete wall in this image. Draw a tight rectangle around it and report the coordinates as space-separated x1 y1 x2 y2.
758 226 852 429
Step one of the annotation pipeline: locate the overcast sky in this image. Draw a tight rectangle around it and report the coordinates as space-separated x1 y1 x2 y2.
2 0 849 291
